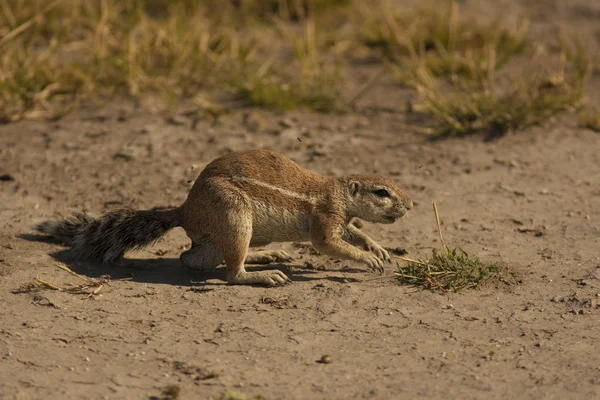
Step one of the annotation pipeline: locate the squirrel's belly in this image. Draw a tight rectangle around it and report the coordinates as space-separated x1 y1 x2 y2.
249 201 311 245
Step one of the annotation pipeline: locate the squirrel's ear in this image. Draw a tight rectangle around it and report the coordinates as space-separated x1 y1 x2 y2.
349 181 360 197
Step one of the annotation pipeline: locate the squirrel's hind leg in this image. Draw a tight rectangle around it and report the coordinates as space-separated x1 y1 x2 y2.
180 235 223 272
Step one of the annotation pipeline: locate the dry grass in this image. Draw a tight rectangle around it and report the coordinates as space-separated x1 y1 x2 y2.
580 109 600 132
226 18 346 111
360 0 529 79
358 1 590 137
0 0 595 131
17 262 130 297
404 35 590 137
0 0 349 121
218 0 351 22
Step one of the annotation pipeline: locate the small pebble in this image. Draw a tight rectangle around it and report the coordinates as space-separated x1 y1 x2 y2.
279 118 295 128
166 115 186 126
319 355 333 364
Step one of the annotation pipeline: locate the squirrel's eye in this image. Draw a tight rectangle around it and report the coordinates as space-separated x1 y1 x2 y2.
374 189 390 197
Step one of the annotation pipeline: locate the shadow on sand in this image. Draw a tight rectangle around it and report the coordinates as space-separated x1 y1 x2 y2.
18 233 366 288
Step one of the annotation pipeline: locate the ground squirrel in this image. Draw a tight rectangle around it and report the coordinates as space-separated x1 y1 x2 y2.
34 149 413 286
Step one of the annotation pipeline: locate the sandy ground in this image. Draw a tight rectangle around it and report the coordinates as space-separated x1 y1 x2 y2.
1 1 600 399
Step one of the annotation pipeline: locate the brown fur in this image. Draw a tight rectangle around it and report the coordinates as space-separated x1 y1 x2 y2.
34 149 413 287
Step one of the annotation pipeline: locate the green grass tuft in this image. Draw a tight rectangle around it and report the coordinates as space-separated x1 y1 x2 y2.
161 384 181 399
396 247 508 293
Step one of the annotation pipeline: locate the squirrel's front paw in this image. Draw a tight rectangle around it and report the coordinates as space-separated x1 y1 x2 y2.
365 241 391 263
361 253 385 274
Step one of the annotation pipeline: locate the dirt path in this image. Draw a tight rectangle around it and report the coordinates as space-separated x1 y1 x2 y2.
1 103 599 399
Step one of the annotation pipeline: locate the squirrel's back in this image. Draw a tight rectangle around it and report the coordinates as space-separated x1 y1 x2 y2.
198 149 329 196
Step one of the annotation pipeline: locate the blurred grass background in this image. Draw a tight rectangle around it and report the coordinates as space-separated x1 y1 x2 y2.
0 0 597 135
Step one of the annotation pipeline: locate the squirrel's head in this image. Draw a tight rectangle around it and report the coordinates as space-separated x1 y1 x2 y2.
344 174 413 224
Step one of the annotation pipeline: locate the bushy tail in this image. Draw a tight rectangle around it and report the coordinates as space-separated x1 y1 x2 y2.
34 207 182 263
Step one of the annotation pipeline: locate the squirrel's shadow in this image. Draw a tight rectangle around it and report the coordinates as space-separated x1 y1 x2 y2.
19 234 367 287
